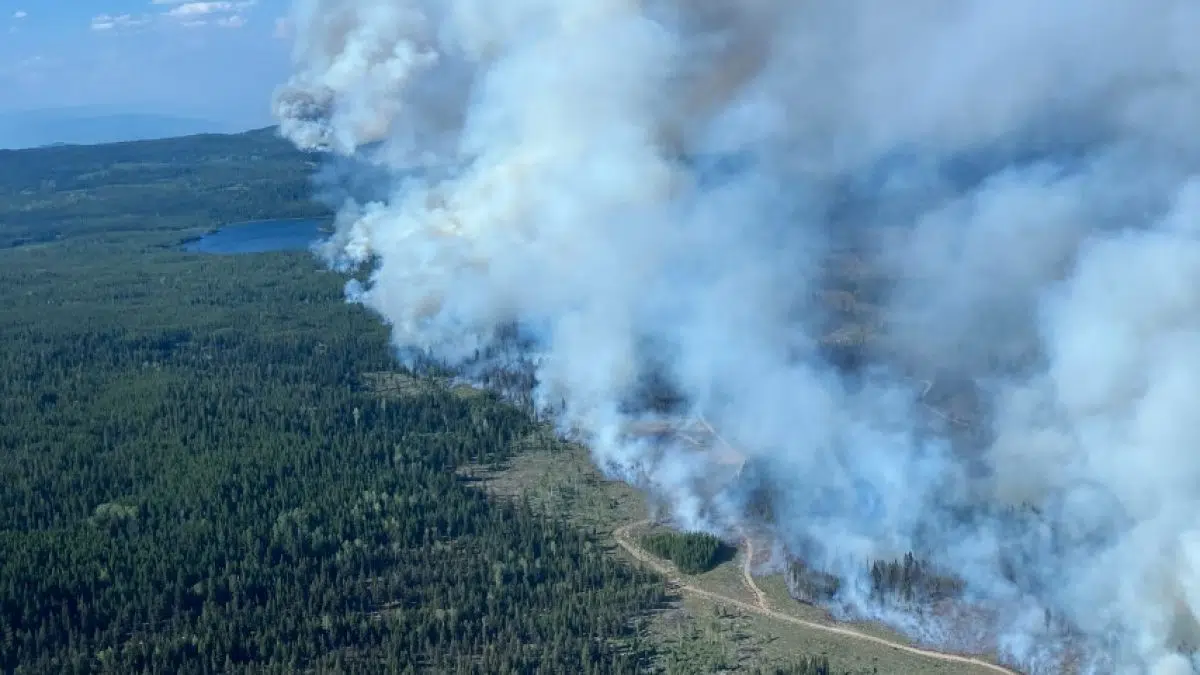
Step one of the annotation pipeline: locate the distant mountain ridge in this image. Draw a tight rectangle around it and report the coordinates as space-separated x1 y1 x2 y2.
0 107 238 149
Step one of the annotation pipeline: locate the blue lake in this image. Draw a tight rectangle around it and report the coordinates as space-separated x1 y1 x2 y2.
184 218 331 254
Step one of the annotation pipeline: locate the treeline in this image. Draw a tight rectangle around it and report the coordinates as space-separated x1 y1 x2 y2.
786 553 964 609
869 552 964 605
755 656 853 675
786 559 842 605
640 530 735 575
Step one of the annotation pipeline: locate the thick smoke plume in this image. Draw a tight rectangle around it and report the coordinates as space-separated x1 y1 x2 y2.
274 1 1200 672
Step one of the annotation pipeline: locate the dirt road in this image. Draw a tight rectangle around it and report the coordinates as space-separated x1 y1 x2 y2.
740 533 772 612
614 520 1019 675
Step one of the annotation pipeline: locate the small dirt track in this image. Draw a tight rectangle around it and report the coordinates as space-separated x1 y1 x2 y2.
614 521 1019 675
740 534 772 612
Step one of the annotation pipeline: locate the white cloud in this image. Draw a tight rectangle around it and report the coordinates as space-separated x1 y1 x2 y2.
87 0 253 33
165 2 234 18
90 14 151 32
159 0 253 28
12 10 27 19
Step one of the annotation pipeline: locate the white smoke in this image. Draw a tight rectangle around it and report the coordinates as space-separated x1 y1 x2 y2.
274 1 1200 671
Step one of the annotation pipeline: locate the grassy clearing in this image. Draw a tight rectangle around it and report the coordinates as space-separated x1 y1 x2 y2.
654 593 989 675
458 435 647 535
454 431 1003 675
362 370 487 400
754 574 916 646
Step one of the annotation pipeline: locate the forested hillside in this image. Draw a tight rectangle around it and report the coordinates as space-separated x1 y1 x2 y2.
0 127 326 248
0 135 666 673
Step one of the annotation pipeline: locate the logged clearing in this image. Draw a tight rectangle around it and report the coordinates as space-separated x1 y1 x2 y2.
460 442 1018 675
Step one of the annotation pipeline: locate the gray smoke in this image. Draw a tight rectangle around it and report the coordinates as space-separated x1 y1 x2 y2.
273 1 1200 672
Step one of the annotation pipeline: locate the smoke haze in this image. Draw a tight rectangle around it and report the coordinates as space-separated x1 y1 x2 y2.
273 1 1200 672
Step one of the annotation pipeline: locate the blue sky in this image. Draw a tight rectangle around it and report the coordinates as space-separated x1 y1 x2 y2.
1 0 295 129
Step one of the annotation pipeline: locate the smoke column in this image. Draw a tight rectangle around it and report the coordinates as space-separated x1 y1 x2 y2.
273 1 1200 671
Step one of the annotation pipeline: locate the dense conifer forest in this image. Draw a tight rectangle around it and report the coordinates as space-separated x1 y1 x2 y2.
638 531 735 575
0 132 667 673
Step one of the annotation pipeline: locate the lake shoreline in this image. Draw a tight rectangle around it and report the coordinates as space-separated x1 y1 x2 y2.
182 217 333 254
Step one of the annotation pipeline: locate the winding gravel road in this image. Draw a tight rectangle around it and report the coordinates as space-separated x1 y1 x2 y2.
613 520 1019 675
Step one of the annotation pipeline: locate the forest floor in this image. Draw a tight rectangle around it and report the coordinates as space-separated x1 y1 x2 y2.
455 431 1019 675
